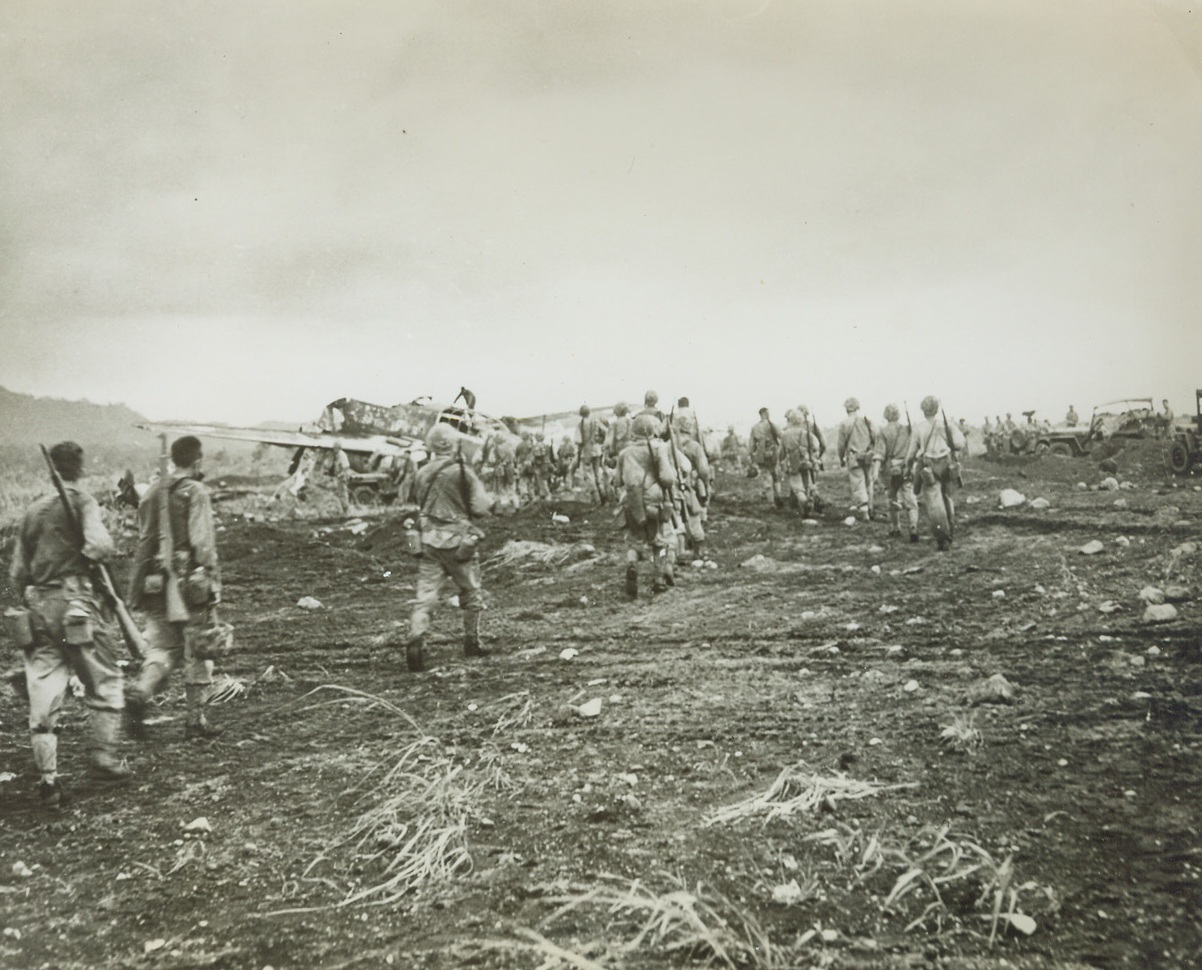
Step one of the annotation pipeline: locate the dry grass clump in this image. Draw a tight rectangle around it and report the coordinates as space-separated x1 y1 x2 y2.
704 762 917 827
539 873 787 969
336 736 478 906
940 712 983 754
485 539 573 567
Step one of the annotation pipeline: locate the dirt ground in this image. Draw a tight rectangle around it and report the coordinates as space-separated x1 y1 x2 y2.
2 444 1200 969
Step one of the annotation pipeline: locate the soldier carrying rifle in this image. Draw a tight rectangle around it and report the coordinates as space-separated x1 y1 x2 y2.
126 435 228 741
6 441 134 808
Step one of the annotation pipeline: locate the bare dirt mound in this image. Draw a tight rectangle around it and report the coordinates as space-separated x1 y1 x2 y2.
1 456 1200 968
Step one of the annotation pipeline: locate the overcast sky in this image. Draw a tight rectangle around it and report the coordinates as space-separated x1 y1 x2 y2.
1 0 1198 430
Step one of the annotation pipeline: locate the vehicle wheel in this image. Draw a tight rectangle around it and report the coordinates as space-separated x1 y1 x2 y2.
1033 441 1049 457
1048 442 1073 458
1168 440 1193 475
1010 429 1029 453
351 485 379 507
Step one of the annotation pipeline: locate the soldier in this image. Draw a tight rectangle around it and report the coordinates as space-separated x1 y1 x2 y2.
615 415 678 596
1160 399 1175 438
8 442 131 807
671 396 701 446
982 416 996 455
836 397 876 520
555 435 577 491
326 443 352 516
674 428 712 560
636 390 666 437
401 423 494 672
873 405 919 542
126 435 225 741
528 432 553 499
779 409 822 515
573 404 607 503
1065 405 1079 427
514 431 534 502
748 407 784 508
605 402 632 463
719 425 742 471
481 431 518 504
905 396 967 552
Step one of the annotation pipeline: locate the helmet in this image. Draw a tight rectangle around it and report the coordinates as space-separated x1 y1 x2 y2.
843 397 860 412
579 404 590 416
426 423 457 454
785 409 801 425
883 404 899 421
632 414 660 439
644 390 659 407
921 395 940 417
613 402 629 416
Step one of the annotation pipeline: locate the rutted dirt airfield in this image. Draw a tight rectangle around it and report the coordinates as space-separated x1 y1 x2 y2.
2 447 1200 969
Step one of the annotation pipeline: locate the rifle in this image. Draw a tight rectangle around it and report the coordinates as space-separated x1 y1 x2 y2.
39 445 146 659
941 410 964 488
156 434 191 622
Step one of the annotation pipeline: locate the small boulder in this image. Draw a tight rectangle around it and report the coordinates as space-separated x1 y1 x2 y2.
1099 477 1120 491
1030 497 1051 510
998 489 1026 508
1142 603 1179 624
967 673 1016 705
1163 586 1192 603
1079 540 1105 556
1139 587 1165 605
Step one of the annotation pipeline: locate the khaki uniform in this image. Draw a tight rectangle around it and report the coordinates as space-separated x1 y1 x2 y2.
10 487 126 783
779 421 822 513
574 414 607 502
406 455 493 645
837 413 876 516
748 417 783 504
873 420 918 537
905 416 967 550
615 435 678 593
128 473 223 734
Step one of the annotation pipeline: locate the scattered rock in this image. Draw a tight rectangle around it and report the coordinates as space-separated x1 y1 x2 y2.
1119 480 1136 490
843 516 858 526
1099 477 1120 491
1097 601 1121 614
999 489 1027 508
11 861 33 878
1030 497 1051 510
559 648 579 661
1115 536 1130 547
1079 540 1104 556
1163 586 1192 603
572 698 603 718
296 596 323 610
551 513 570 524
903 679 920 693
739 554 780 571
1076 482 1088 490
1138 587 1165 605
183 817 212 834
967 673 1017 705
143 940 167 955
1113 498 1128 509
1129 655 1146 668
1142 604 1178 624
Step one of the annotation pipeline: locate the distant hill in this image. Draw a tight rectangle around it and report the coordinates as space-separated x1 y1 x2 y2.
0 386 149 449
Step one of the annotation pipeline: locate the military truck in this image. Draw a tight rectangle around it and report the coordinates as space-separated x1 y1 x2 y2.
1033 398 1158 458
1167 390 1202 475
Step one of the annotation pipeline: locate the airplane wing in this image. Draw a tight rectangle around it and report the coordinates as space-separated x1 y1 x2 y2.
136 422 423 457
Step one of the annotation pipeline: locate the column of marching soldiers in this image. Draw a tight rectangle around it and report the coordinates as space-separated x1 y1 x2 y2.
6 392 966 810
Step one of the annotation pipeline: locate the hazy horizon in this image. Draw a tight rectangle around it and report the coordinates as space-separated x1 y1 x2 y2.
2 1 1198 432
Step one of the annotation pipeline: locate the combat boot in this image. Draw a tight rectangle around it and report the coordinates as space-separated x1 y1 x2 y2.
184 685 224 740
624 565 639 599
125 692 148 741
39 778 70 809
88 711 132 782
463 611 488 658
406 635 426 673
